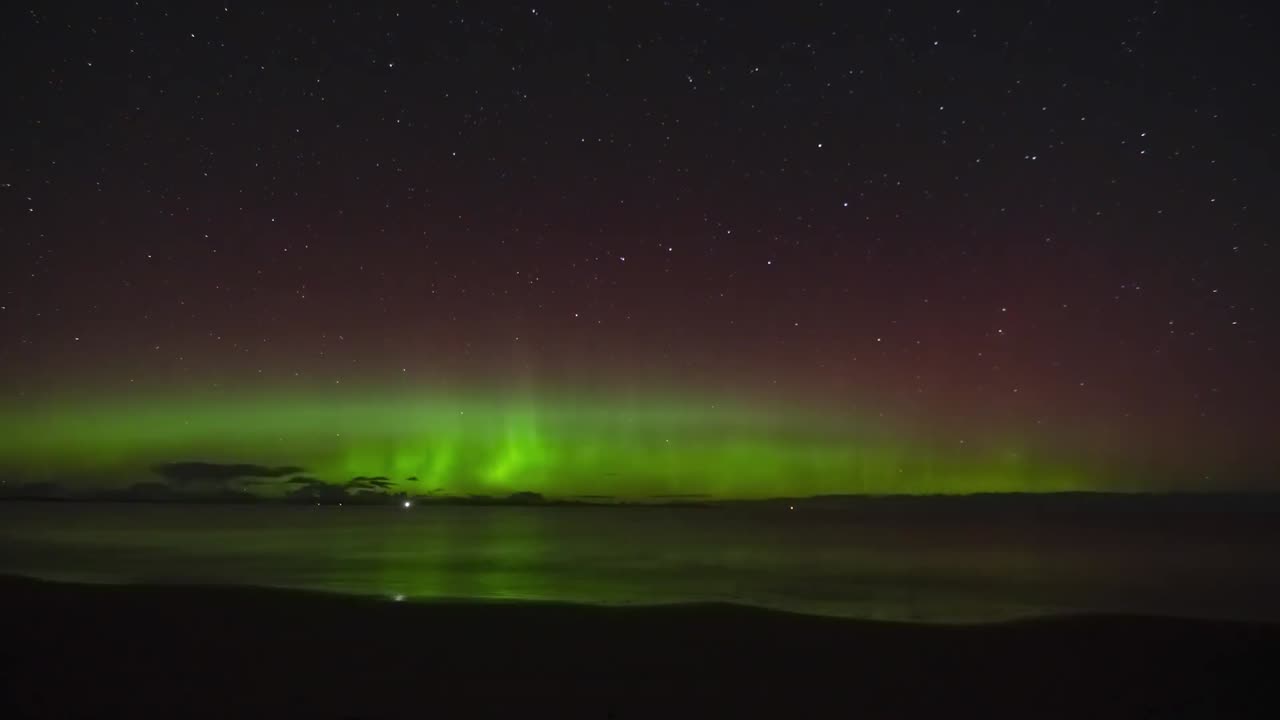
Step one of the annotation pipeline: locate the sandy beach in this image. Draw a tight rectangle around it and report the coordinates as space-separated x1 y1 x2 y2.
3 574 1277 718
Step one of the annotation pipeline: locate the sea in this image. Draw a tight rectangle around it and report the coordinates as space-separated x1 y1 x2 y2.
2 500 1278 623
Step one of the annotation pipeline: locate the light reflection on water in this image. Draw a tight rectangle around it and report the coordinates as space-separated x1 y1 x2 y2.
1 503 1277 623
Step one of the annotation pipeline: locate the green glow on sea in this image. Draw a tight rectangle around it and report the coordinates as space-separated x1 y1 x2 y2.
0 387 1103 498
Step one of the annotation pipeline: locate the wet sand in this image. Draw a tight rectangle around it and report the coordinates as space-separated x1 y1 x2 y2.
2 575 1277 718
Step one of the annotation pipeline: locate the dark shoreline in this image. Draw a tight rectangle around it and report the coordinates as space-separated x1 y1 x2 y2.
3 575 1277 718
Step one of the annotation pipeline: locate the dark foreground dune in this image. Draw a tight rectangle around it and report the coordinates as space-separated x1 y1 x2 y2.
2 576 1277 718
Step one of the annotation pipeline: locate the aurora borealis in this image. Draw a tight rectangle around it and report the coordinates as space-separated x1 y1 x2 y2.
2 3 1276 500
0 387 1106 498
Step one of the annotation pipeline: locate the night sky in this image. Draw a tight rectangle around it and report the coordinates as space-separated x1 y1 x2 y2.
1 2 1275 497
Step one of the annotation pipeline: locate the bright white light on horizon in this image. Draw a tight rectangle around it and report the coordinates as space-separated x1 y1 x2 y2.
403 500 412 508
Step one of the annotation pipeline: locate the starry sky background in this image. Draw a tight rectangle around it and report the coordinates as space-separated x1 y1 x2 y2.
0 2 1276 496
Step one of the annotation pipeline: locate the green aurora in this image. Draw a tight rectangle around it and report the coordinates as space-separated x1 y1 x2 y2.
0 388 1116 498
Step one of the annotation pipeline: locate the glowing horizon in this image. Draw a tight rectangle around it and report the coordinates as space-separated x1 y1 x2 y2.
0 386 1112 499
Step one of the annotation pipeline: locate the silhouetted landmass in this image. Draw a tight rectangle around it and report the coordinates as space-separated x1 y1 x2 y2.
119 482 178 501
650 493 713 499
5 471 1280 512
0 481 72 500
2 574 1276 717
740 491 1280 515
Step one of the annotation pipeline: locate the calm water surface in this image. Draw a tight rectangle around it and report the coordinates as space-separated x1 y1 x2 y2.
2 502 1278 623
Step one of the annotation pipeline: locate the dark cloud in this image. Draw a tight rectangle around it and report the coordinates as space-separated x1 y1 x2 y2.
347 476 394 489
285 483 350 502
285 476 323 485
154 462 306 485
